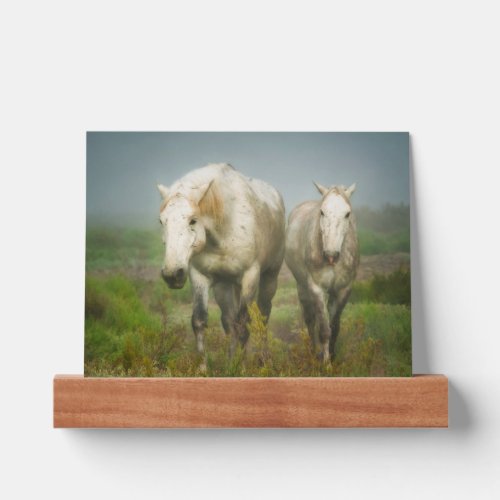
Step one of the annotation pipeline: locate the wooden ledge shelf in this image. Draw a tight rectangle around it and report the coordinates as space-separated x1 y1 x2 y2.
53 375 447 428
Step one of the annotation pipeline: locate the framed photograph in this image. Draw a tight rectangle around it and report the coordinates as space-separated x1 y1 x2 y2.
85 132 411 378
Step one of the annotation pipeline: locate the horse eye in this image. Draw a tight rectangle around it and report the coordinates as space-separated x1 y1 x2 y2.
189 218 197 226
320 210 324 216
345 212 351 219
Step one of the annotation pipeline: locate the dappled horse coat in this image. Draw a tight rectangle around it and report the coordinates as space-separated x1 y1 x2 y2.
285 183 359 362
158 163 286 364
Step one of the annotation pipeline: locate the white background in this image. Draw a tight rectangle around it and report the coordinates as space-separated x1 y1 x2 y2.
1 1 499 499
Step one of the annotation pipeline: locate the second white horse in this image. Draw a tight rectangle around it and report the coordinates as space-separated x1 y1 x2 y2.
285 182 359 362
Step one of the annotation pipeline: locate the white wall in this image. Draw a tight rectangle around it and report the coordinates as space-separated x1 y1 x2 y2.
1 1 499 499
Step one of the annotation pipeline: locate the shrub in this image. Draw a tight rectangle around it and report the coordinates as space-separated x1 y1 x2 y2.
85 273 412 377
351 269 411 305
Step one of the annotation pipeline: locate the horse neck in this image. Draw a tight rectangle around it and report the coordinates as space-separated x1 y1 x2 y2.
202 215 224 250
307 204 324 266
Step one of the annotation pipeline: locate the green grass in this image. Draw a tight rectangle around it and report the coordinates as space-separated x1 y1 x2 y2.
86 226 163 271
356 203 410 255
350 268 411 305
84 205 412 377
357 228 410 255
84 270 412 377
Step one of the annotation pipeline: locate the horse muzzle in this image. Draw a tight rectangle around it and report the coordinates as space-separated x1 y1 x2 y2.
323 251 340 266
161 267 187 289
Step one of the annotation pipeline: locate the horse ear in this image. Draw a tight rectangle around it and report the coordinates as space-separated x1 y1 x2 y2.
313 181 328 196
193 180 213 205
345 183 356 198
157 184 169 199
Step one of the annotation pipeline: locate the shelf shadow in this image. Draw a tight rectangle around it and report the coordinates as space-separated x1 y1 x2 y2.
409 136 432 374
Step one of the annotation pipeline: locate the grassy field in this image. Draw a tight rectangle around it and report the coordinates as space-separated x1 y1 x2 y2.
84 204 412 377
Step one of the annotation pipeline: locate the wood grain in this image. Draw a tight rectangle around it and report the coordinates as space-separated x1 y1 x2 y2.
53 375 448 428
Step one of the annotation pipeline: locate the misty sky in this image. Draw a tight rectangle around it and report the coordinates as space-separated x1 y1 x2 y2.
87 132 409 224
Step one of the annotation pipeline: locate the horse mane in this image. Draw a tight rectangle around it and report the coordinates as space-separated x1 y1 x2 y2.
159 197 169 213
159 179 225 227
198 181 224 226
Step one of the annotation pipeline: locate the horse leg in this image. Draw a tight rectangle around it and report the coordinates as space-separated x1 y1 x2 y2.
213 281 238 340
328 287 351 359
257 267 280 322
234 262 261 353
297 284 317 348
189 267 210 367
308 279 331 363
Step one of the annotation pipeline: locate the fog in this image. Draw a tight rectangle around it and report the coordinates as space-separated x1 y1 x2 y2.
87 132 409 225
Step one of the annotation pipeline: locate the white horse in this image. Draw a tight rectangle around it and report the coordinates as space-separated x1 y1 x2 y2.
285 182 359 362
158 163 286 360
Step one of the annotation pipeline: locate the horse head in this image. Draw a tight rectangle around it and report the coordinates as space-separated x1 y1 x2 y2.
313 181 356 266
157 181 213 288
